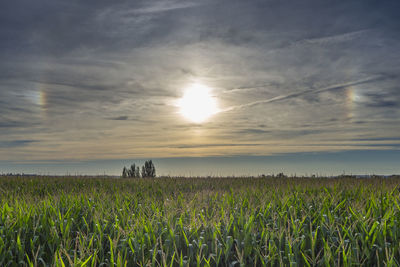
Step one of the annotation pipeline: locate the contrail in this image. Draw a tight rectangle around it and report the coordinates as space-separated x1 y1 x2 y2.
219 75 384 113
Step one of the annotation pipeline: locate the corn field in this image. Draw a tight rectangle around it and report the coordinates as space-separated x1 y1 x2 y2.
1 176 400 266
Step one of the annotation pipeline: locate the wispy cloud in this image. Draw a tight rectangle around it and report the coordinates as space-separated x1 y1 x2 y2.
0 140 37 148
303 29 370 45
172 143 262 149
130 1 204 15
221 75 385 112
107 116 129 121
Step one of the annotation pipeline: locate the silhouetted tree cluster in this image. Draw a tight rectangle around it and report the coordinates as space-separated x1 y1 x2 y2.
276 172 287 178
122 160 156 178
141 160 156 178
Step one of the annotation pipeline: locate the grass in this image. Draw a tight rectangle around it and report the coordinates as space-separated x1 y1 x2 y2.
1 176 400 266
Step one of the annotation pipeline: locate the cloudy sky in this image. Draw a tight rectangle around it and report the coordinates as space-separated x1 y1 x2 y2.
1 0 400 175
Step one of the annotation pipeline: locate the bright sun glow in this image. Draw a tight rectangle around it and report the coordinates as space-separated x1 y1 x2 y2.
178 83 219 123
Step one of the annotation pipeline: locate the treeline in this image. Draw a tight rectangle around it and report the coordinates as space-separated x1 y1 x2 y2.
122 160 156 178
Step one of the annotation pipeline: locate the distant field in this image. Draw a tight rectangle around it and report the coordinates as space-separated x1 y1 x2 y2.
1 176 400 266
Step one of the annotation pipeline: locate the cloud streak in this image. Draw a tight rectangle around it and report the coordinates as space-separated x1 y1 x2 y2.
0 140 37 148
303 29 371 45
221 75 386 113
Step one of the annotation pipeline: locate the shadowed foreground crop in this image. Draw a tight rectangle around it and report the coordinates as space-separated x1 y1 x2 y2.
1 177 400 266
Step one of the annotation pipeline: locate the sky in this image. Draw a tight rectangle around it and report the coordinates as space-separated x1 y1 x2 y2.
0 0 400 176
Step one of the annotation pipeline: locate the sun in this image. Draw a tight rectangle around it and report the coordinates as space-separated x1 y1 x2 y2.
178 83 219 123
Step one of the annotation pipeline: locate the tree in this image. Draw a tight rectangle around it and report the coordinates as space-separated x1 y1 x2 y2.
135 166 140 178
141 165 146 178
128 164 137 178
141 160 156 178
122 167 128 178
